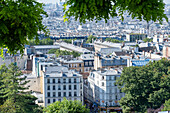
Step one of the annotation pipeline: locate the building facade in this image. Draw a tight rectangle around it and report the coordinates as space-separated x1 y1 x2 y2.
85 68 125 111
42 66 83 107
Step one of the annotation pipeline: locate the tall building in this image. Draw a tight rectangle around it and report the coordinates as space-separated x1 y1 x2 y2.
41 66 83 107
84 68 125 112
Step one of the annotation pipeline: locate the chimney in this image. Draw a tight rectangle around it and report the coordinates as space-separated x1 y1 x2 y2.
149 50 152 59
143 50 145 57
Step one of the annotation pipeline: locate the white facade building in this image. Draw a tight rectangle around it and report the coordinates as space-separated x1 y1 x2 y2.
42 66 83 107
86 68 124 107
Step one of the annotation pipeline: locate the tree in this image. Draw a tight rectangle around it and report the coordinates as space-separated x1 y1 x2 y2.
63 0 168 23
105 38 123 43
116 58 170 112
86 35 96 43
29 38 53 46
55 50 80 58
143 38 153 42
0 0 48 55
0 63 41 113
43 97 90 113
162 99 170 111
48 49 58 54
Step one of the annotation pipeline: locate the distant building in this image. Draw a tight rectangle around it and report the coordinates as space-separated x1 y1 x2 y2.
126 34 147 42
163 45 170 59
80 54 94 73
41 66 83 107
32 45 60 54
94 53 128 70
127 58 152 67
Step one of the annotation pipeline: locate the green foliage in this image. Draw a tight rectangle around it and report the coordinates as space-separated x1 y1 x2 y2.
86 35 96 43
116 58 170 112
55 49 81 58
0 63 41 113
162 99 170 111
143 38 153 42
105 38 123 43
29 38 53 45
48 49 59 54
63 0 168 23
62 39 77 44
43 97 90 113
0 0 48 55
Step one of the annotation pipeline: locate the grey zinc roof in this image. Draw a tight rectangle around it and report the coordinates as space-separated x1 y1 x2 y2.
33 45 60 49
99 48 122 55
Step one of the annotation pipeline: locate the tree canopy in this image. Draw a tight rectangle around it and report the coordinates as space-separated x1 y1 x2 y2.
143 38 153 42
105 38 123 43
86 35 96 43
162 99 170 111
55 49 81 58
0 0 48 55
43 97 90 113
0 63 42 113
116 58 170 112
29 38 53 46
63 0 168 23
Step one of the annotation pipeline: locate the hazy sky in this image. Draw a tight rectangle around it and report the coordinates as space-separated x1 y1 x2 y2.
37 0 170 4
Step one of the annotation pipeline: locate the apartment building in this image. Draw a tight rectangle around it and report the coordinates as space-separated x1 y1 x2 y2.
42 66 83 107
85 68 125 112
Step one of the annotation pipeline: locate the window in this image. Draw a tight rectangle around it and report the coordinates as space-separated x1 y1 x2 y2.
63 78 66 83
47 92 50 97
102 82 104 86
47 85 50 90
58 99 61 102
47 79 50 83
74 85 77 90
53 99 56 102
53 92 56 97
58 92 61 97
69 78 71 83
58 79 60 83
58 85 61 90
89 61 92 66
80 84 82 89
63 85 66 90
53 79 55 83
115 95 118 100
74 78 76 83
79 64 81 67
114 76 116 80
115 88 117 93
109 76 112 80
63 92 66 97
80 91 82 96
69 64 71 67
48 99 50 104
69 85 72 90
74 98 77 100
102 76 104 80
53 85 55 90
74 92 77 96
69 92 72 96
85 62 88 66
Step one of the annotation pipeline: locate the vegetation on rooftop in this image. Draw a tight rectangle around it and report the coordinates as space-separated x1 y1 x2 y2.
54 49 80 58
29 38 53 45
143 38 153 43
105 38 123 43
86 35 97 43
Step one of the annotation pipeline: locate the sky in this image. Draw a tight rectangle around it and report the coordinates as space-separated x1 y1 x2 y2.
37 0 170 4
